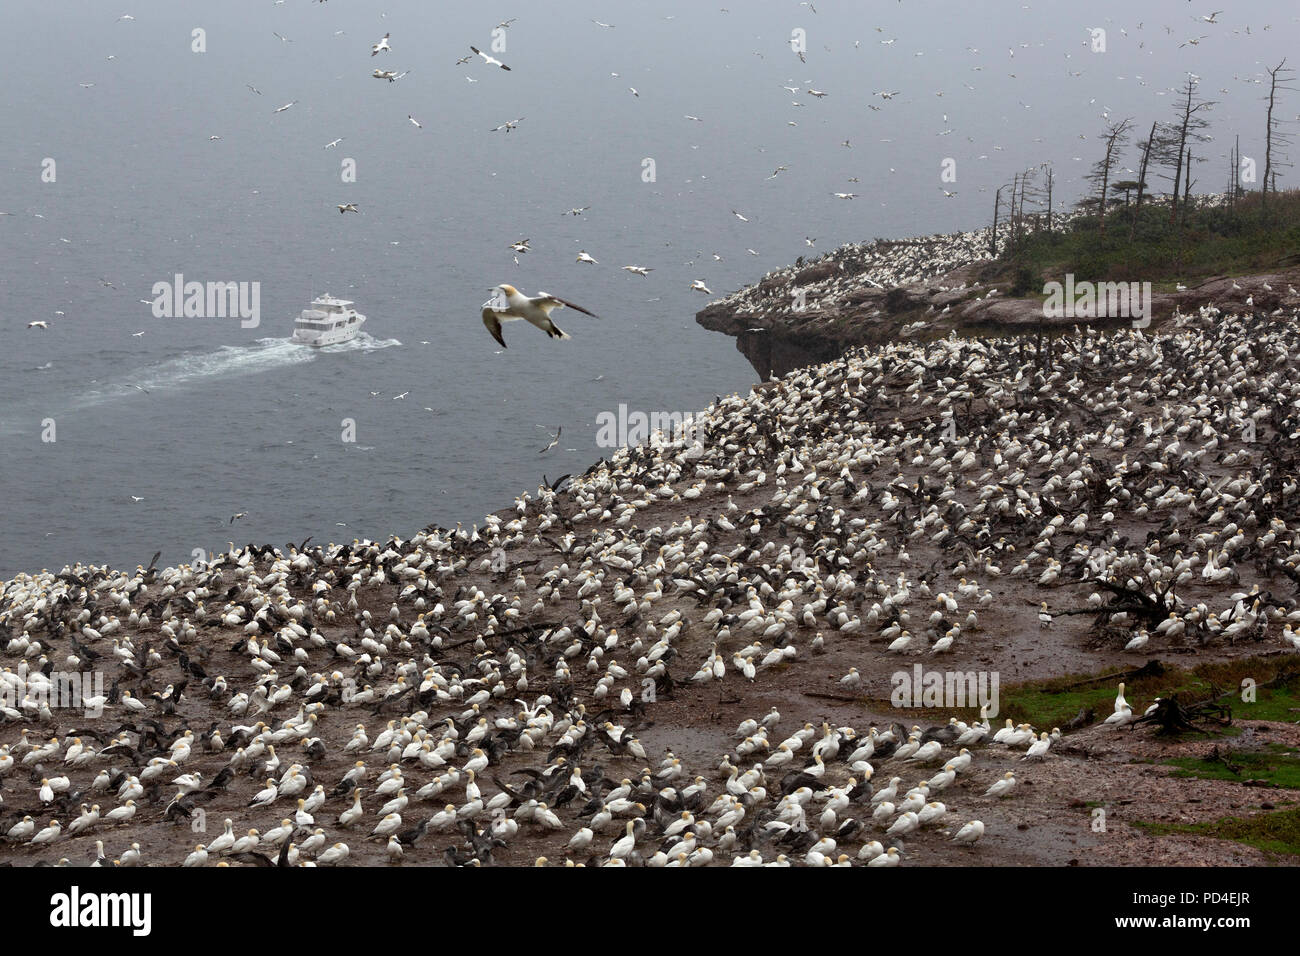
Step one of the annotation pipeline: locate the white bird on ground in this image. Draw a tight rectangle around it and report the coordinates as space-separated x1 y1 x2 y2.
1104 705 1136 729
984 772 1016 797
318 842 350 865
867 847 901 867
885 811 919 836
1125 631 1149 651
1023 732 1051 760
952 820 985 845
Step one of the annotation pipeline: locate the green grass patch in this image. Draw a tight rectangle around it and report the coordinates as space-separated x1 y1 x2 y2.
990 189 1300 290
1166 745 1300 790
1133 806 1300 859
994 655 1300 732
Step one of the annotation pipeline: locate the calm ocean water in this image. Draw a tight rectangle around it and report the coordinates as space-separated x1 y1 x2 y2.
1 0 1292 576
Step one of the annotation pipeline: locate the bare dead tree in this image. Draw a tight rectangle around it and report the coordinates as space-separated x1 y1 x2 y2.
1129 120 1158 241
1262 58 1295 222
1086 118 1133 234
990 184 1002 256
1045 164 1054 232
1160 78 1215 223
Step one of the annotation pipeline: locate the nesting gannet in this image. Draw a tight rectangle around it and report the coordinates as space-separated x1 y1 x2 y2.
984 772 1016 798
480 284 599 348
1104 705 1136 729
1023 732 1050 760
866 847 900 867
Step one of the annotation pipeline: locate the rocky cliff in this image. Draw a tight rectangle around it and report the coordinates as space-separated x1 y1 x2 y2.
698 226 1300 377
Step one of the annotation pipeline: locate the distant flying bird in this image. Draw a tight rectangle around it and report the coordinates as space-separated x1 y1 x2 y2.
575 251 598 265
229 512 247 524
489 117 525 133
591 19 615 28
273 101 296 113
247 85 262 95
495 18 518 30
371 33 391 56
876 90 900 99
469 46 511 70
732 210 749 221
806 89 828 98
690 280 712 294
833 192 857 199
539 426 561 454
566 207 590 216
408 115 422 128
273 32 292 43
337 203 358 214
324 138 343 149
27 321 48 329
480 284 599 348
621 265 652 276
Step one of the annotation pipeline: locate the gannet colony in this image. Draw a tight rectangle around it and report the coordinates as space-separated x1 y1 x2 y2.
3 266 1299 865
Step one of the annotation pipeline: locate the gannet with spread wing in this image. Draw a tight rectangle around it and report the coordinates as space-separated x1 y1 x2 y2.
481 284 599 348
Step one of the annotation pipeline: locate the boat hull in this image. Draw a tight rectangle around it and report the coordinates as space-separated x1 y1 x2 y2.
291 315 366 347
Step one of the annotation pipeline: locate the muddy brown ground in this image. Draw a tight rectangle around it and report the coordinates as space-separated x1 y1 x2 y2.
3 316 1300 867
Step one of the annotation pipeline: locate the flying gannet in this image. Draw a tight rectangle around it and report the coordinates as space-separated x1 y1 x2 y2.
480 284 599 348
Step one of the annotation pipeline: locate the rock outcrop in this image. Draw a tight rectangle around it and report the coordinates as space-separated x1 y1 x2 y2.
698 225 1300 377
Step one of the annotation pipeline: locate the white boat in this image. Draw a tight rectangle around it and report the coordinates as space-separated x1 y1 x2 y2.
291 294 366 347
